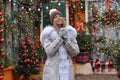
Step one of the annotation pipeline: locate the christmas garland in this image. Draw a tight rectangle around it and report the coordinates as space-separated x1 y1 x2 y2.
0 2 5 80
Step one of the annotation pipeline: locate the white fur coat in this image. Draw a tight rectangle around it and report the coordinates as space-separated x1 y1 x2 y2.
40 25 79 80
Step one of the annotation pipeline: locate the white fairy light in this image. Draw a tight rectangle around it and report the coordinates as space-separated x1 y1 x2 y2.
29 8 31 11
38 8 40 11
21 7 24 9
46 6 49 10
58 3 61 6
13 3 16 6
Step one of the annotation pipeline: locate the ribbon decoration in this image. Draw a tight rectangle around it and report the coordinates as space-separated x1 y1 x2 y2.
0 11 2 16
107 59 113 72
106 0 112 9
76 21 86 32
94 59 100 72
100 61 105 72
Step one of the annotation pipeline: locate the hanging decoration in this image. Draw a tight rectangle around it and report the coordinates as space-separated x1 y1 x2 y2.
68 0 85 31
76 21 86 32
106 0 112 9
88 0 119 27
0 2 5 80
35 1 42 50
13 0 43 51
101 9 118 25
91 59 114 73
68 1 75 26
100 61 105 72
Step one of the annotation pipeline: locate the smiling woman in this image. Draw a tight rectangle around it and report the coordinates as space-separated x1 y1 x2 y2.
49 9 66 31
40 8 80 80
42 2 66 28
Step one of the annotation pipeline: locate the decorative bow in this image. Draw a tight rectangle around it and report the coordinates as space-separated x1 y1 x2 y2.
106 0 112 9
76 22 86 32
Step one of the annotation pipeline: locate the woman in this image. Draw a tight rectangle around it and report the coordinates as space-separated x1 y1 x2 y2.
40 9 80 80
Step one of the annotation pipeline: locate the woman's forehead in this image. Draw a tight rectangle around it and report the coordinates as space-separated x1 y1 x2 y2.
54 14 62 17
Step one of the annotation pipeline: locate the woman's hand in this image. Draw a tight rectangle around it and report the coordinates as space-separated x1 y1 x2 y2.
59 28 67 38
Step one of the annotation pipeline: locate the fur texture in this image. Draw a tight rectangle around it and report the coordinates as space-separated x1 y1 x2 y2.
40 25 77 46
40 25 78 80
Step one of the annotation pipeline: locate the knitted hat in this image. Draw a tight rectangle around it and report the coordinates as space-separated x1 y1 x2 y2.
49 9 63 24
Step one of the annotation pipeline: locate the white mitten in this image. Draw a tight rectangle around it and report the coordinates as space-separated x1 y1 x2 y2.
59 28 68 38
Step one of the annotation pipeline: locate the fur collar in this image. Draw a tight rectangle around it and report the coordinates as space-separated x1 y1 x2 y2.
40 25 77 45
66 25 77 39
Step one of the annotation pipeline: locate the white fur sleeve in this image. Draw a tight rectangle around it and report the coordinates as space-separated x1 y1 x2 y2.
40 26 64 57
63 25 80 56
43 36 63 57
64 39 80 57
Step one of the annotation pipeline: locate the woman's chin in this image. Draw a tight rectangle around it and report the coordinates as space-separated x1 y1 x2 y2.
56 24 63 27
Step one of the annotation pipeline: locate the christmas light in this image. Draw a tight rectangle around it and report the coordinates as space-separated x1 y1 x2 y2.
38 8 40 11
21 7 24 9
58 2 61 6
46 6 49 9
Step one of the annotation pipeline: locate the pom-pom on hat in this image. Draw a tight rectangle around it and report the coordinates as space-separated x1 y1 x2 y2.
49 8 63 24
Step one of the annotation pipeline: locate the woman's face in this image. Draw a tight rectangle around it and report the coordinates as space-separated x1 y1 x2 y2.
53 14 64 27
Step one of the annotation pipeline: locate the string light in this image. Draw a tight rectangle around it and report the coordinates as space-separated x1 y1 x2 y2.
21 6 24 9
46 6 49 9
38 8 40 11
29 8 31 11
58 2 61 6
